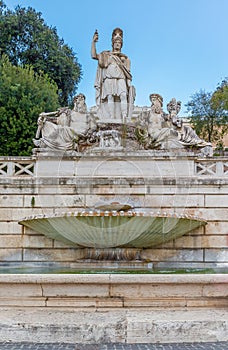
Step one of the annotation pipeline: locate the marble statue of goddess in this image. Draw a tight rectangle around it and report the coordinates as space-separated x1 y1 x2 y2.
166 98 211 148
91 28 135 121
146 94 177 148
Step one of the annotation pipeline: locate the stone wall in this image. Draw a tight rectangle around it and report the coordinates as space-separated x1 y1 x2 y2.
0 154 227 270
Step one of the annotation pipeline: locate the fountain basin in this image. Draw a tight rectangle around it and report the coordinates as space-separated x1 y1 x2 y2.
19 210 206 249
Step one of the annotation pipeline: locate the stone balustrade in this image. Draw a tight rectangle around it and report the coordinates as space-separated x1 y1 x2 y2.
0 156 228 177
0 157 35 177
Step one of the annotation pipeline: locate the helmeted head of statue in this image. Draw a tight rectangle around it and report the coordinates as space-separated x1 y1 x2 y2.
149 93 163 107
112 28 123 49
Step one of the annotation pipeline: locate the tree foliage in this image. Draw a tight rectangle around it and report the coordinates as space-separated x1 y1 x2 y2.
212 78 228 113
0 1 82 105
0 55 59 156
186 87 228 147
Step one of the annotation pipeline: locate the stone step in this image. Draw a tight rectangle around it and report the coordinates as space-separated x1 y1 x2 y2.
0 308 227 344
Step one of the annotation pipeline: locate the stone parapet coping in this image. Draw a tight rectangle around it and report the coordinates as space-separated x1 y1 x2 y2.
1 176 228 185
0 273 227 284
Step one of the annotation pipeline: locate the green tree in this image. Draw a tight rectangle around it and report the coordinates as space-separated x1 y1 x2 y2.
0 55 59 156
212 78 228 112
211 79 228 148
0 1 82 105
186 88 228 146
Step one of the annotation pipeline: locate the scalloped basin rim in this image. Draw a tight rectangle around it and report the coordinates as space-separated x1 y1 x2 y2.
19 210 207 222
19 210 207 249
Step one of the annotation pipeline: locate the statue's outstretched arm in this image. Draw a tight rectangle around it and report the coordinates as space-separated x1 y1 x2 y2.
91 30 99 60
39 111 58 118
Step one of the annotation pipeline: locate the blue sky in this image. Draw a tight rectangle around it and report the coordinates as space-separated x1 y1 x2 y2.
4 0 228 116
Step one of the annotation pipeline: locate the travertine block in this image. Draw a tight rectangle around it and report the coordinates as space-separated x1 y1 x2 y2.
0 185 38 195
36 186 77 194
147 185 228 195
205 194 228 207
85 185 148 195
0 308 126 343
23 248 84 262
0 208 54 221
205 221 228 235
173 235 203 248
202 235 228 248
0 297 46 307
84 194 144 208
23 194 85 208
35 159 75 177
22 235 53 248
76 158 195 177
0 235 22 248
145 194 204 207
126 309 228 343
174 235 228 248
186 298 228 307
0 222 22 234
204 249 228 262
42 284 109 297
0 248 22 261
123 298 186 308
203 284 228 297
110 283 203 298
0 195 23 207
141 249 203 261
46 297 123 308
188 208 228 221
0 284 42 297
